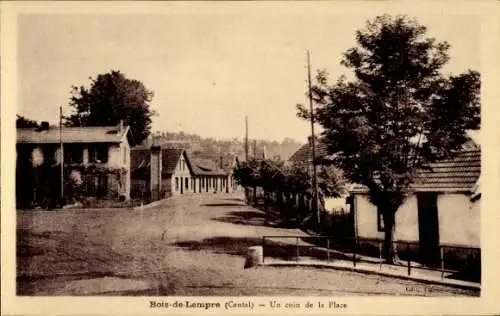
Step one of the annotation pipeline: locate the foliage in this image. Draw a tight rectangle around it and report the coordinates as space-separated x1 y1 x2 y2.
147 131 304 166
232 159 261 188
317 165 347 200
233 158 345 203
282 162 311 194
64 70 155 144
16 115 40 128
296 14 480 262
63 164 128 176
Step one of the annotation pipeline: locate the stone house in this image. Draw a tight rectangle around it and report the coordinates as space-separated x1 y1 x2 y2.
16 122 133 207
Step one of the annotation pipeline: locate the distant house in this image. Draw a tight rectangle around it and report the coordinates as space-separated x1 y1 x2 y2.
130 147 232 200
16 122 133 207
287 137 329 166
350 141 481 253
287 137 348 212
131 147 193 199
190 157 233 194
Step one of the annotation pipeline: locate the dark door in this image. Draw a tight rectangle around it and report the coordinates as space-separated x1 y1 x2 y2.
417 193 440 266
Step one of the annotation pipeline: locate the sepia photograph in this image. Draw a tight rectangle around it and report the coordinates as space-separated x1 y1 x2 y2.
2 1 499 315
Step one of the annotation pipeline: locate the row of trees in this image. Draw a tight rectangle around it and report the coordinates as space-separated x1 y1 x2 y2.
233 157 346 221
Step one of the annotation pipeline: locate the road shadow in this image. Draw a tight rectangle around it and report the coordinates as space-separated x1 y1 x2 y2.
222 198 244 202
171 236 349 263
173 236 262 256
447 269 481 283
211 210 280 228
201 203 245 207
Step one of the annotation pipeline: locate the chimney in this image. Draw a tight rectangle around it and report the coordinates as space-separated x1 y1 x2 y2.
150 146 162 200
119 120 124 134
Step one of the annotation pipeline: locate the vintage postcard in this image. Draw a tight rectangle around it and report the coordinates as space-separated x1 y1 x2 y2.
1 1 500 315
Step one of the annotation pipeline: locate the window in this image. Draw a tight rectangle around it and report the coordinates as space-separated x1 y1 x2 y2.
42 146 56 165
175 177 179 191
185 178 189 189
377 208 384 232
123 147 127 165
65 145 84 163
86 174 108 197
88 144 108 163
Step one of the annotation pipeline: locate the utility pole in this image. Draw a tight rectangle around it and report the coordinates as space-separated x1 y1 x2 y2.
59 106 64 206
307 50 320 226
253 140 257 159
244 115 249 203
245 116 249 162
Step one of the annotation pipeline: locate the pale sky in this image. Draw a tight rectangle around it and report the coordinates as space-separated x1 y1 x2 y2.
17 10 480 142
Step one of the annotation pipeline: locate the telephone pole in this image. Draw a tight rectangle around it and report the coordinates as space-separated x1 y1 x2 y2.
59 106 64 206
245 116 249 161
307 50 320 226
244 115 249 203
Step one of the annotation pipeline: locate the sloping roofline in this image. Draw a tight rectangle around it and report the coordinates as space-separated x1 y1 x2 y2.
17 124 134 145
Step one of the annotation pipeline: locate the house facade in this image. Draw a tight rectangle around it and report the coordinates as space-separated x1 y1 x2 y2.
131 147 232 200
350 144 481 249
166 148 195 195
16 122 133 208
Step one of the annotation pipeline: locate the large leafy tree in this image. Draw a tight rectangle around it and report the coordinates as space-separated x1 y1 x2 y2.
297 15 480 262
64 70 155 144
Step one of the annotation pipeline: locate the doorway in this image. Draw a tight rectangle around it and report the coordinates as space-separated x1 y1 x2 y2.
417 193 440 266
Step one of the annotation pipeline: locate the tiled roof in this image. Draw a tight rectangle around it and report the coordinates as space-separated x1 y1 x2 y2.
131 147 193 175
162 148 186 175
350 147 481 194
131 147 228 177
411 148 480 192
288 138 329 164
17 125 130 144
130 148 151 171
190 157 228 176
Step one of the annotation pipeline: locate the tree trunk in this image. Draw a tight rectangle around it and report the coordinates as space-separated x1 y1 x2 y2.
253 186 257 206
382 208 399 264
263 189 268 211
244 187 249 204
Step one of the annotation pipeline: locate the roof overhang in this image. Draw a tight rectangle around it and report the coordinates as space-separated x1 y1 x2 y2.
349 186 475 195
